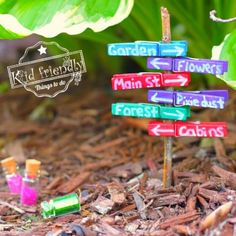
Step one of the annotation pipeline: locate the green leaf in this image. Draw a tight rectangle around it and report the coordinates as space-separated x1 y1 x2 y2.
0 0 134 39
0 81 9 94
212 30 236 89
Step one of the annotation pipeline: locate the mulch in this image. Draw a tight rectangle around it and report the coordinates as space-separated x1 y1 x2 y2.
0 88 236 236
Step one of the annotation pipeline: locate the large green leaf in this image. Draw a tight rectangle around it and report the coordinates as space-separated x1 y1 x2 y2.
212 29 236 89
0 0 134 39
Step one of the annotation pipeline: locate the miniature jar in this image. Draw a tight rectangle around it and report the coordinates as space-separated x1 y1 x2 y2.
41 193 80 219
20 159 41 206
1 157 22 194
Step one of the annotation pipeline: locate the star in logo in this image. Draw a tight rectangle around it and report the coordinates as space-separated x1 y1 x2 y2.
37 45 47 55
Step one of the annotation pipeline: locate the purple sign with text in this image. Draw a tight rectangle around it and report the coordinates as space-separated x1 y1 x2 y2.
148 90 228 109
147 57 228 75
174 58 228 75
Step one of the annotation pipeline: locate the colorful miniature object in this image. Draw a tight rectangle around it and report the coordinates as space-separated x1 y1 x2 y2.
112 72 190 90
147 57 228 75
41 193 80 219
112 103 190 120
148 121 227 137
107 40 187 57
148 90 228 109
1 157 22 194
20 159 41 206
108 7 228 188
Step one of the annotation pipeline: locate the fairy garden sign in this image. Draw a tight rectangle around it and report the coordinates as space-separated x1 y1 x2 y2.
107 7 228 187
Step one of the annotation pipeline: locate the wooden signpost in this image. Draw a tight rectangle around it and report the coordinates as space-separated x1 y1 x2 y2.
107 7 228 188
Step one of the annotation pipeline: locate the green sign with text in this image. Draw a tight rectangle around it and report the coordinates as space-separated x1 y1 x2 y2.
111 103 190 121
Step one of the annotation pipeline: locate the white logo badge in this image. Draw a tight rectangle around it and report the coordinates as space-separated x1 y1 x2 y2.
7 41 86 98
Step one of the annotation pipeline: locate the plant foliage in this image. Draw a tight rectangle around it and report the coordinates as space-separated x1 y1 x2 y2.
0 0 134 39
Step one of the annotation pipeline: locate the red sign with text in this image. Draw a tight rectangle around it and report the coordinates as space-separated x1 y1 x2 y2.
148 121 227 137
111 72 190 90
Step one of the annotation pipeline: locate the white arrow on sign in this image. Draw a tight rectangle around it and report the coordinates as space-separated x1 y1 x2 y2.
164 75 188 86
151 92 173 103
162 109 185 120
150 58 171 69
162 46 184 56
151 125 175 136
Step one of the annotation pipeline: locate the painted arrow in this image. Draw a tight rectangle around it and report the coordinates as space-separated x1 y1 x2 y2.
147 58 172 70
162 72 191 87
159 41 187 57
150 91 173 104
149 123 175 136
160 46 184 56
161 109 185 120
163 75 188 86
159 106 190 120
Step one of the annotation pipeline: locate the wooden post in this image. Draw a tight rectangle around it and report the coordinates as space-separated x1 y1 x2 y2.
161 7 171 42
161 7 173 188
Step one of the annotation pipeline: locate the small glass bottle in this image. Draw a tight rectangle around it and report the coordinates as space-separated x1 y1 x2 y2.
20 159 41 206
41 193 80 219
1 157 22 194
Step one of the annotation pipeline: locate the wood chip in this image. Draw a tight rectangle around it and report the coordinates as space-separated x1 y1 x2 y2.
99 222 122 235
152 194 186 207
125 222 140 233
159 211 200 229
200 201 233 231
107 182 126 204
123 117 149 130
57 171 90 194
133 192 146 220
212 165 236 189
197 195 209 210
0 200 24 214
117 204 136 214
84 137 126 153
46 176 64 190
139 172 148 194
214 138 235 171
0 192 19 201
82 158 128 172
173 224 196 235
186 196 196 212
91 196 114 215
198 187 225 203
